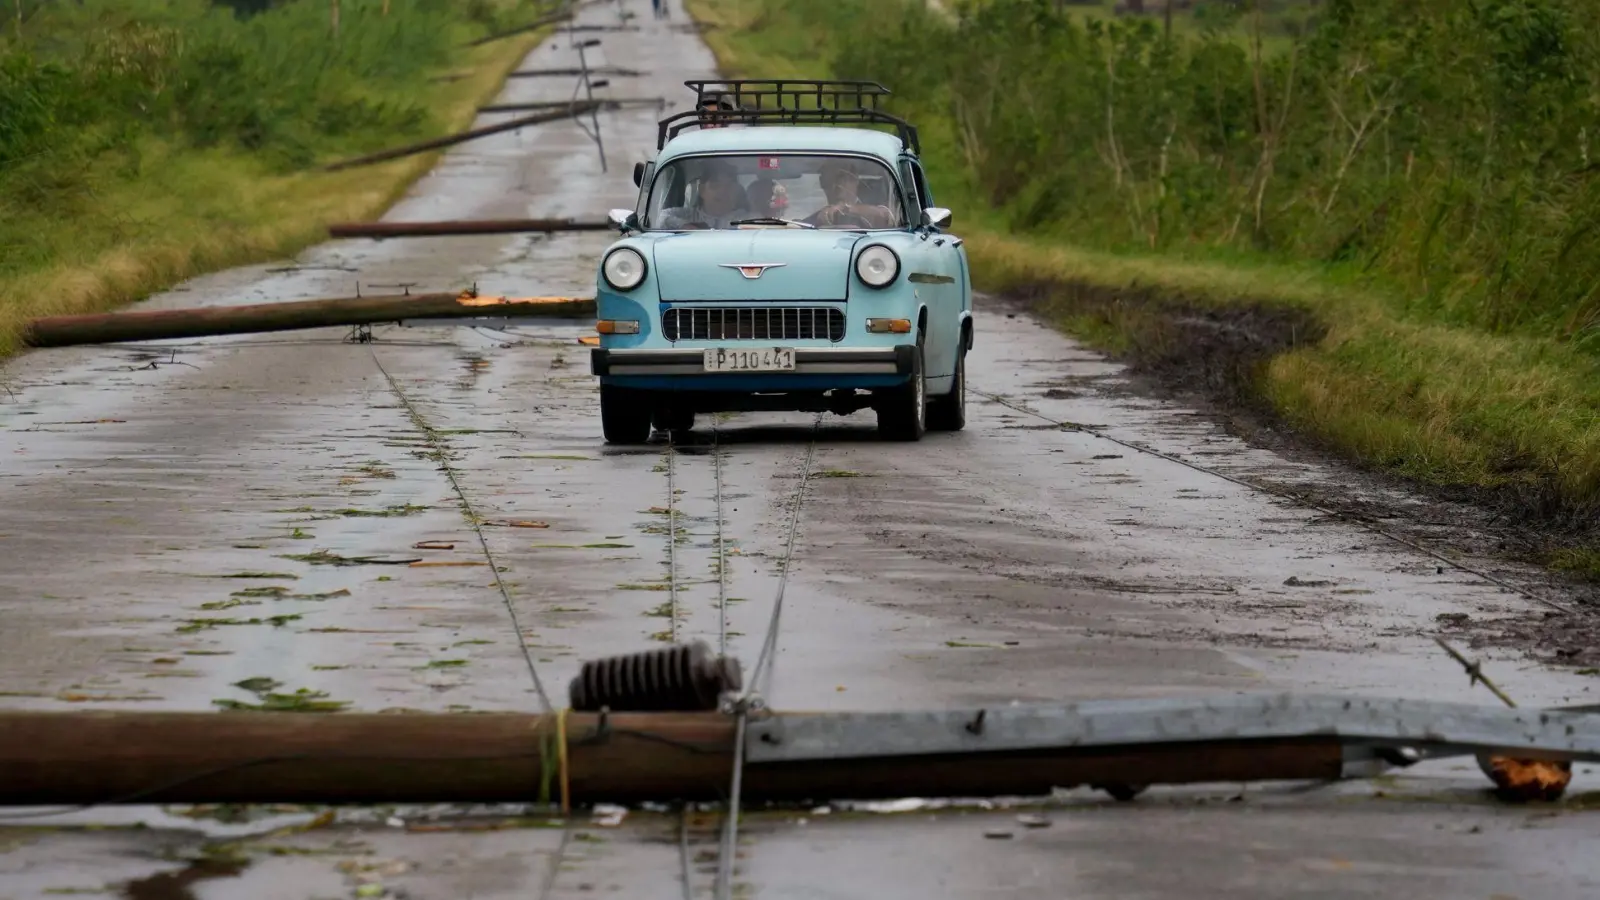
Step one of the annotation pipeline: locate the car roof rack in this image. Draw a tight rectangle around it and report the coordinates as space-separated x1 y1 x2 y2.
657 79 920 155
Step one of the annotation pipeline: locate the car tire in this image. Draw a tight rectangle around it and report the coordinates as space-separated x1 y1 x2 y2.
927 348 966 432
600 384 652 444
652 406 695 435
876 340 926 442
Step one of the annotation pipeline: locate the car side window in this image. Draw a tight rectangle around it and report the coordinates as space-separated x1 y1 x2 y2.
911 161 933 210
634 163 655 217
899 160 921 215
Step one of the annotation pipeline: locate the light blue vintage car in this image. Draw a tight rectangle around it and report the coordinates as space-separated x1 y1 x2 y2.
589 80 972 444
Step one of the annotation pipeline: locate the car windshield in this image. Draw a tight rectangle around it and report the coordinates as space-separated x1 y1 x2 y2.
642 153 906 230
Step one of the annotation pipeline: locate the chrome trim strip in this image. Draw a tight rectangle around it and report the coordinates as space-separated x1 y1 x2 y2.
717 262 789 279
603 347 902 376
609 362 901 376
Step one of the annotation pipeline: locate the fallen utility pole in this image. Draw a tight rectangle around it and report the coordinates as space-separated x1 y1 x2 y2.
0 709 1338 806
21 292 595 349
463 9 573 47
509 66 644 78
323 102 602 172
482 99 622 114
480 98 664 114
4 693 1599 806
328 218 612 240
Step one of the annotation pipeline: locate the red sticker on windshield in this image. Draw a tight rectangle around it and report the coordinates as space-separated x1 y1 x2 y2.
758 157 780 170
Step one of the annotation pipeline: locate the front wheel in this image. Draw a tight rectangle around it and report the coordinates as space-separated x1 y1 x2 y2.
927 349 966 432
600 384 652 444
876 343 926 442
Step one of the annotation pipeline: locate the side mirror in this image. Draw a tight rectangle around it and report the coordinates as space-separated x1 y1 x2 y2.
921 207 953 230
632 161 646 187
608 208 639 232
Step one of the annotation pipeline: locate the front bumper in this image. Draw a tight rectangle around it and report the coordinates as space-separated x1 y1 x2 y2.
591 346 914 377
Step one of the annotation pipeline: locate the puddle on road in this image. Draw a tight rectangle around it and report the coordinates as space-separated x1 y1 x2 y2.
122 857 248 900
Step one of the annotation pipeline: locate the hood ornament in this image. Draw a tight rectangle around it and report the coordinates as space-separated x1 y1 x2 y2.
720 262 787 280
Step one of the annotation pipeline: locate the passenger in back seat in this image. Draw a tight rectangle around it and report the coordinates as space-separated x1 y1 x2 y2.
746 177 790 219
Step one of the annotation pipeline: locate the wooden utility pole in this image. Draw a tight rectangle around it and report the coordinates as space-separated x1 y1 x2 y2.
21 292 595 349
481 99 652 113
1165 0 1173 39
0 710 1346 806
464 10 575 48
328 217 613 239
322 101 602 171
331 0 340 37
382 0 390 16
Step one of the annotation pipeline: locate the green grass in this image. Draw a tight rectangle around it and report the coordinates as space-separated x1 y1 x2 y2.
971 233 1600 508
686 0 1600 577
0 0 557 358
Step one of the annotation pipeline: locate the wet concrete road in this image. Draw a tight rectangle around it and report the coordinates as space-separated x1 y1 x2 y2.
2 2 1599 898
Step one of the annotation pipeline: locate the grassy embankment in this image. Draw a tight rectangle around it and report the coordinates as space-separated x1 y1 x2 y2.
0 0 559 357
686 0 1600 577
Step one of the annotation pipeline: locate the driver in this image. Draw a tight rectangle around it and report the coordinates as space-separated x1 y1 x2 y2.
806 161 897 228
657 160 751 229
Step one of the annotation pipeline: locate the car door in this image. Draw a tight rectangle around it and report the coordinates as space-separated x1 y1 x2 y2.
901 157 963 387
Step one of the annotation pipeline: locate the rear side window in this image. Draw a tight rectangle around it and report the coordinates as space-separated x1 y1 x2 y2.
910 161 933 209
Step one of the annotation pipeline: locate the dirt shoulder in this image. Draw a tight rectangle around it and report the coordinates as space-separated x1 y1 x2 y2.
991 283 1600 668
678 0 1600 586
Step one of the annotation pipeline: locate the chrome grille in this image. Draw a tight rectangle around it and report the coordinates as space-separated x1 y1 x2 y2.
662 306 845 342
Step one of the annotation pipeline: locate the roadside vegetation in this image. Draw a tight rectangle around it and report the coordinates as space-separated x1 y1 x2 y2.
685 0 1600 576
0 0 554 356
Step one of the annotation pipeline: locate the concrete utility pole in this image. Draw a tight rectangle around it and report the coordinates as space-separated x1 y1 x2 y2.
1165 0 1174 38
330 0 340 37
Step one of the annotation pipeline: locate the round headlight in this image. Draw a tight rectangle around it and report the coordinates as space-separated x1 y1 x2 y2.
855 244 899 288
602 247 647 291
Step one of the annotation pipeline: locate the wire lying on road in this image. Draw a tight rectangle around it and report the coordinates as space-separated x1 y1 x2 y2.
369 348 557 719
717 416 821 900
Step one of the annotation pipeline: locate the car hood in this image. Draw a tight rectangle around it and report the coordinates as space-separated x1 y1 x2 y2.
650 229 866 302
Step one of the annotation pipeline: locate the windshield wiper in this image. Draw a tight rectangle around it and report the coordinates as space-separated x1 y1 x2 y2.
729 216 815 229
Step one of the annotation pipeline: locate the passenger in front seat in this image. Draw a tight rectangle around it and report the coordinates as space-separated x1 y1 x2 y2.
657 160 751 229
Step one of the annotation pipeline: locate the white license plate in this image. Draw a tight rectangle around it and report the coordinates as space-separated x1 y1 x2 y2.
703 347 796 372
